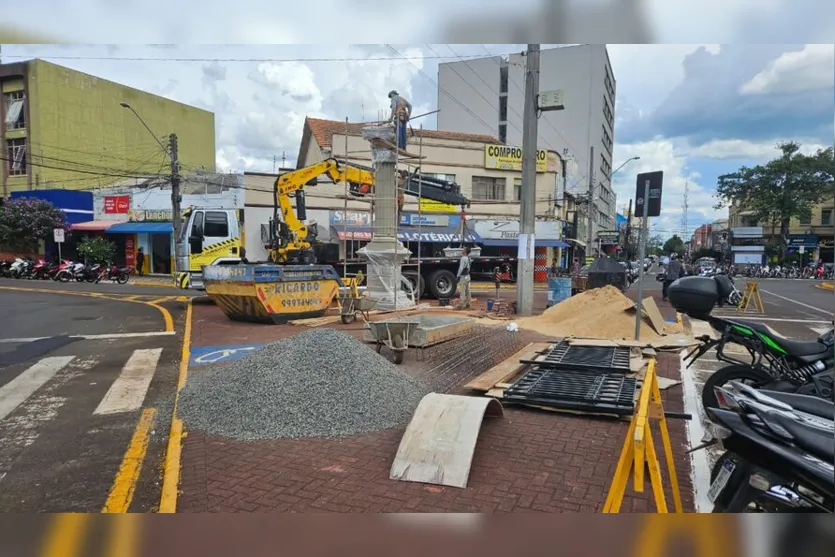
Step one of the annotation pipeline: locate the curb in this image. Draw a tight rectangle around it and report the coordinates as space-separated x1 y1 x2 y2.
132 281 175 288
816 283 834 291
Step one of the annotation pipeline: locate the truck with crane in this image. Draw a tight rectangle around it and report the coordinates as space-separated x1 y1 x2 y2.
174 158 517 298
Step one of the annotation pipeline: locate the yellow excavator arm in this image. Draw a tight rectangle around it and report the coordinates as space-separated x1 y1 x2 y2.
270 158 375 263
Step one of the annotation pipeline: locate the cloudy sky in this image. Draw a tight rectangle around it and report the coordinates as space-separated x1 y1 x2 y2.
2 42 833 240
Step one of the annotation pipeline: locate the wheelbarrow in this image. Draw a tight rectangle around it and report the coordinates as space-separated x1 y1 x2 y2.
339 295 378 324
367 319 421 364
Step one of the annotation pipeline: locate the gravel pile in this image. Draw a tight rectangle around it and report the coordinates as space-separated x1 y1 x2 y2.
178 328 429 440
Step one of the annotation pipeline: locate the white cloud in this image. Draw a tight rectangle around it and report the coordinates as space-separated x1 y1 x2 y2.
740 44 835 95
612 139 727 238
688 138 829 160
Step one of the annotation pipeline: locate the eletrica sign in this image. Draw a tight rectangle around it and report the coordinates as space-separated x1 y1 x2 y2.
484 145 548 172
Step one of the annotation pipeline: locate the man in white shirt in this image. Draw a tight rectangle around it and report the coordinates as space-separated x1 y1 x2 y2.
456 247 472 309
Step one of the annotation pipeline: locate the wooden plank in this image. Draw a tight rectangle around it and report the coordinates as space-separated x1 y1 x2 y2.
463 342 551 392
367 137 426 159
390 394 503 489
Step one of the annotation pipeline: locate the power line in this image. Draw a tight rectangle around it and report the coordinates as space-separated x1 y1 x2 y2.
0 53 509 63
383 44 500 138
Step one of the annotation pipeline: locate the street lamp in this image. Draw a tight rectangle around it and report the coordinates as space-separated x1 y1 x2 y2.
610 156 640 179
120 101 182 274
120 102 170 157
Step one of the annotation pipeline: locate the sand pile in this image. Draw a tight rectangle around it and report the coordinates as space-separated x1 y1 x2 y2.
518 286 663 340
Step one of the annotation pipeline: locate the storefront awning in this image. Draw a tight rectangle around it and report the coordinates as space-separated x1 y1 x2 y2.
481 239 569 248
107 222 173 234
565 238 587 249
332 226 480 244
71 220 117 232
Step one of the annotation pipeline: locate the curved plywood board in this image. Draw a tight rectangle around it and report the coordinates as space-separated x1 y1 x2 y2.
389 393 504 489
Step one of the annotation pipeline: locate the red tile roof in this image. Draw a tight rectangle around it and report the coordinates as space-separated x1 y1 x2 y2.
304 117 501 148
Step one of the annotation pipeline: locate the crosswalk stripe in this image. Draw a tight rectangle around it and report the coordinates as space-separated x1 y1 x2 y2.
810 327 831 335
0 356 76 422
94 349 163 416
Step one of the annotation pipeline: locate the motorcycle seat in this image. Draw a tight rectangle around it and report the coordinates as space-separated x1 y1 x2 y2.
727 319 830 358
763 411 835 461
759 390 835 420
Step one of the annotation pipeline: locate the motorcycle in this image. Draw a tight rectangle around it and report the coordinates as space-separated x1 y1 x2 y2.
696 381 834 513
97 263 134 284
51 260 75 282
78 263 102 283
670 275 834 409
0 259 12 277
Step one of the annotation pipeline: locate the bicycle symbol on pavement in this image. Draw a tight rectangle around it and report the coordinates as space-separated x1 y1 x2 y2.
190 344 263 365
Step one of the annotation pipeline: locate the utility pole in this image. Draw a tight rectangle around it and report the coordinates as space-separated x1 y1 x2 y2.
516 44 540 316
625 198 633 259
170 133 183 273
586 145 595 258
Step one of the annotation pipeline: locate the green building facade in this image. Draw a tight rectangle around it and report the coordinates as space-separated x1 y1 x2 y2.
1 59 215 196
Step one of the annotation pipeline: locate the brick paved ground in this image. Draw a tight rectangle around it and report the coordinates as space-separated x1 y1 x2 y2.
178 286 695 513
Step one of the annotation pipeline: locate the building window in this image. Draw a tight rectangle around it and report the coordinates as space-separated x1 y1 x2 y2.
821 208 834 226
603 97 614 128
471 176 506 200
602 126 613 155
204 211 230 237
799 212 812 225
4 91 25 131
424 172 456 183
500 65 508 94
513 177 522 201
498 124 507 143
600 154 611 178
499 96 508 122
604 68 615 105
6 138 27 176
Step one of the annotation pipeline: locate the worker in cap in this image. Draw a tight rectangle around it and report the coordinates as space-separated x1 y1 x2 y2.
388 90 412 150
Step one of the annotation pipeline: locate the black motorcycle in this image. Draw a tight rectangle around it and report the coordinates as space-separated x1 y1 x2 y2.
670 275 834 409
697 381 834 513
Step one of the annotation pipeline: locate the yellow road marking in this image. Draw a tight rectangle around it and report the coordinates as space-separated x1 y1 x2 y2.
105 513 141 557
0 285 175 333
102 407 157 513
159 297 193 513
40 513 90 557
148 296 175 305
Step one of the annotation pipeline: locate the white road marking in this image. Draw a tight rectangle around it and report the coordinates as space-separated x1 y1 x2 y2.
759 289 835 317
94 349 163 415
0 356 76 422
680 350 712 513
810 327 832 335
0 331 175 344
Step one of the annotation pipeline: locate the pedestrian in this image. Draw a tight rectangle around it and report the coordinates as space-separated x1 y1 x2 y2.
493 265 502 300
571 257 580 276
388 90 412 150
662 252 684 302
456 246 472 309
136 247 145 276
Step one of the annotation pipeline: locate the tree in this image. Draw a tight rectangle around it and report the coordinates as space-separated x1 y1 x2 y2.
0 198 67 253
715 142 834 247
646 234 664 256
663 235 686 256
77 236 117 264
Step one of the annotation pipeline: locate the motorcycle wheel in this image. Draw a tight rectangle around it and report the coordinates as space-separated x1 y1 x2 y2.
116 273 129 285
702 364 774 411
57 273 70 283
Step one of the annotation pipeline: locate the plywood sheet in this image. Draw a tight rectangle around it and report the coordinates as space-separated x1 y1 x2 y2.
390 393 503 489
641 297 666 336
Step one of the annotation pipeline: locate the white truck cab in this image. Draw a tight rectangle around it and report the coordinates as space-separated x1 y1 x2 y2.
175 207 244 289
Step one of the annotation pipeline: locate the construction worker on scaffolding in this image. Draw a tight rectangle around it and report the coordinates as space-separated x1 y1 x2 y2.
388 90 412 150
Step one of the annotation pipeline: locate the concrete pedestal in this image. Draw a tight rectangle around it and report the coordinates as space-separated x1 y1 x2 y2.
359 124 416 311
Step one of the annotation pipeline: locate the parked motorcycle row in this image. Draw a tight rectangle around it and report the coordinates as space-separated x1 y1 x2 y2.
668 273 834 513
741 263 834 280
0 257 135 284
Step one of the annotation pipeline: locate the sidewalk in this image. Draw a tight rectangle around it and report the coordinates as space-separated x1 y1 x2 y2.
133 274 175 288
173 287 694 513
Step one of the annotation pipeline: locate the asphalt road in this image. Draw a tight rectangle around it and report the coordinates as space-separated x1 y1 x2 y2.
0 276 195 297
0 286 185 512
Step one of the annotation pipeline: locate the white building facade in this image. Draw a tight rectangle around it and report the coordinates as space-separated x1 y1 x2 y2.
437 44 617 254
